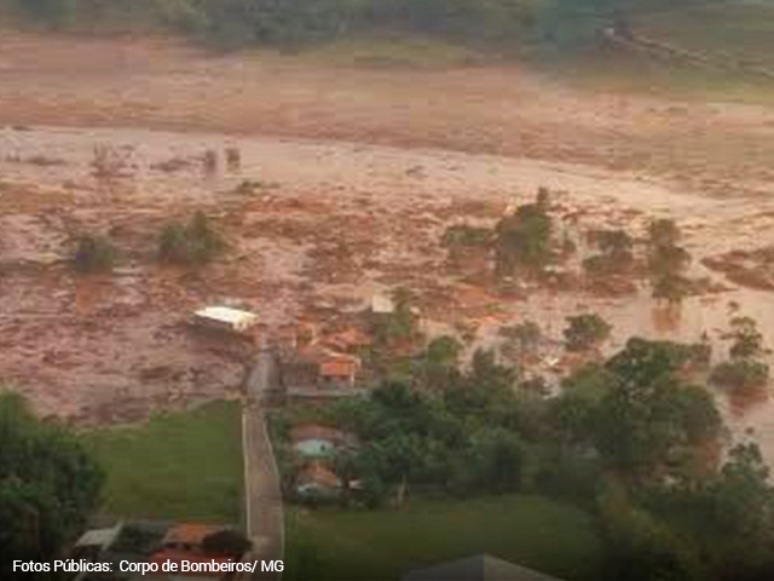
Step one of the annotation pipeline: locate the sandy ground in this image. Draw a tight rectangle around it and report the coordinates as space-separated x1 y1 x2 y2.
2 32 774 453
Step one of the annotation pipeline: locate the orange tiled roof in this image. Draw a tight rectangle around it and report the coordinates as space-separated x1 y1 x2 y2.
320 358 358 378
324 328 372 349
300 461 340 489
162 524 223 547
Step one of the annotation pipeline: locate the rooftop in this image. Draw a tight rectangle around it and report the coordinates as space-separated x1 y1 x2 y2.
162 523 224 548
320 358 359 378
371 294 395 314
298 461 341 489
193 306 257 326
290 423 353 445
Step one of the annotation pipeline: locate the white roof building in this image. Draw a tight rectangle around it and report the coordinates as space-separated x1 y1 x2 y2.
371 294 395 314
193 306 258 333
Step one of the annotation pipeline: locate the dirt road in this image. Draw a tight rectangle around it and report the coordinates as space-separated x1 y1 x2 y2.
243 341 284 580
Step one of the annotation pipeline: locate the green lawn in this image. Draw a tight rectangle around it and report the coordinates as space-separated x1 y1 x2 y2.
285 494 604 581
84 401 244 524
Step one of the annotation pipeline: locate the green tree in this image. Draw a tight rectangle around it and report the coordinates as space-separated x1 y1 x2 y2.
0 391 103 580
494 194 553 274
448 427 523 496
499 320 541 366
596 338 721 478
710 359 769 391
583 228 634 275
414 336 463 390
729 316 765 360
597 478 705 581
711 442 774 538
563 313 612 352
647 219 691 304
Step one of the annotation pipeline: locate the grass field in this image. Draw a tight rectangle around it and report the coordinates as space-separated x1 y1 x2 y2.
541 2 774 104
85 401 244 524
284 494 604 581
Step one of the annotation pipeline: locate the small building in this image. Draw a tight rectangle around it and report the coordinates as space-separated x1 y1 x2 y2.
162 523 225 552
402 554 564 581
371 294 395 315
322 327 372 354
192 306 258 334
281 343 361 393
148 549 234 578
296 461 341 499
319 356 360 389
73 523 123 558
290 424 356 458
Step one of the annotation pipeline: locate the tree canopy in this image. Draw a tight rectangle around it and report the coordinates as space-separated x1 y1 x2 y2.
0 391 103 580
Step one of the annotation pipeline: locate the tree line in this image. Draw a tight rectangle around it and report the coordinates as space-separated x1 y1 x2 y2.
0 0 726 49
272 333 774 580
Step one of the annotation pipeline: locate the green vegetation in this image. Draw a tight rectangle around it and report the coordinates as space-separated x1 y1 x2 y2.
371 287 421 345
0 391 103 580
647 218 691 303
71 234 116 274
583 229 633 276
285 494 605 581
563 313 611 352
275 330 774 579
158 211 225 266
442 224 492 249
84 401 243 523
0 0 538 48
710 359 769 391
711 315 770 391
494 191 553 275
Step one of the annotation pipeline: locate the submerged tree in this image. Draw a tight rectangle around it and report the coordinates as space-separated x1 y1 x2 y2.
647 218 691 304
158 211 225 266
494 193 553 275
711 315 770 391
71 234 116 274
564 313 612 352
583 228 633 276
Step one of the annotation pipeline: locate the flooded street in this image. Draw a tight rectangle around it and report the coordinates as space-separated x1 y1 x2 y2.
2 124 774 459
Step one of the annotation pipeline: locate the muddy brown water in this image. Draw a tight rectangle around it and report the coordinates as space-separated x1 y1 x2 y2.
2 126 774 461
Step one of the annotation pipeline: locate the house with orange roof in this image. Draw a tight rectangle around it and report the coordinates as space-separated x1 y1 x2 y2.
322 327 372 354
296 461 341 500
281 341 362 392
161 523 225 553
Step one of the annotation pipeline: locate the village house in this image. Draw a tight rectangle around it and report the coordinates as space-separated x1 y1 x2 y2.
70 521 249 581
371 293 395 315
160 523 225 552
290 423 356 458
296 460 342 500
321 326 372 355
280 342 362 395
319 357 360 389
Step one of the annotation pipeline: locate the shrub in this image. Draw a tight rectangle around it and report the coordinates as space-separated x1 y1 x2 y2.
442 224 492 248
710 360 770 391
158 211 224 266
564 313 612 352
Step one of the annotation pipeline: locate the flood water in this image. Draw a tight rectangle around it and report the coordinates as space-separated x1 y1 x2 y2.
2 125 774 460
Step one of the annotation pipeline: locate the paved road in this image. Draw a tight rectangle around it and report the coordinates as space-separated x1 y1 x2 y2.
242 339 284 580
